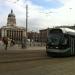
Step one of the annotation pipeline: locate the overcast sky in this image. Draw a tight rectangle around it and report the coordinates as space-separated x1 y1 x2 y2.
0 0 75 32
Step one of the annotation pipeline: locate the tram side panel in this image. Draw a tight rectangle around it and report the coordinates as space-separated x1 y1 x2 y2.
68 35 75 56
74 39 75 55
46 28 75 57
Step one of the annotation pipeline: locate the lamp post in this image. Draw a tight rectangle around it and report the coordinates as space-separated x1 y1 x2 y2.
21 4 28 48
25 4 28 48
26 5 28 39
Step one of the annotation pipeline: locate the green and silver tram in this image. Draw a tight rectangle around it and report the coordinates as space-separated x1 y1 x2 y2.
46 28 75 57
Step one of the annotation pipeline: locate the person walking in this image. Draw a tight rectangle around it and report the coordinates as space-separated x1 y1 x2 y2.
21 37 26 48
11 39 15 46
0 38 4 49
2 37 8 50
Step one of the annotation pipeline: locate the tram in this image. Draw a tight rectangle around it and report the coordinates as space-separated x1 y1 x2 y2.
46 28 75 57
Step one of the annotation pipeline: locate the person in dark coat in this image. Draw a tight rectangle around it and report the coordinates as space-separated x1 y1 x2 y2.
2 37 8 50
11 39 15 46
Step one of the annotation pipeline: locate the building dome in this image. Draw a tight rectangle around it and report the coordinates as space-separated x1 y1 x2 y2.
7 9 16 26
8 10 15 17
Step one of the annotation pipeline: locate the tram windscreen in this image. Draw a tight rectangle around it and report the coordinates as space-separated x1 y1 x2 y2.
47 29 68 49
48 34 63 46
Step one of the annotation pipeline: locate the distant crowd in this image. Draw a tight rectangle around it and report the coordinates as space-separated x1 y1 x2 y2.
0 37 46 50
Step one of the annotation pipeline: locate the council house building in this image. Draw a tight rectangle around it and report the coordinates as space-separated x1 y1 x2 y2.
0 10 26 43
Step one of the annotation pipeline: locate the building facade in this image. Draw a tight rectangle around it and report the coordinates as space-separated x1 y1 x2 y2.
0 10 26 43
27 31 40 42
39 28 49 43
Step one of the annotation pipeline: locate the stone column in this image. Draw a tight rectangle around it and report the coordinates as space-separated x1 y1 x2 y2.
21 31 23 41
19 31 21 41
18 30 20 41
9 30 11 38
1 29 5 37
17 30 19 41
4 29 7 37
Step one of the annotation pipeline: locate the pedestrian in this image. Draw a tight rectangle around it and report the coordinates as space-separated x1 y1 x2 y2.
8 38 11 47
21 38 26 48
21 39 25 48
11 39 15 46
0 38 4 49
2 37 8 50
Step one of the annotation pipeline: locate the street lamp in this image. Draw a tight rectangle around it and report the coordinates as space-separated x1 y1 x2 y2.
25 4 28 48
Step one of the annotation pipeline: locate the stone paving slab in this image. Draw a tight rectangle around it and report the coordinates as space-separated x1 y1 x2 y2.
0 45 46 63
0 57 75 75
